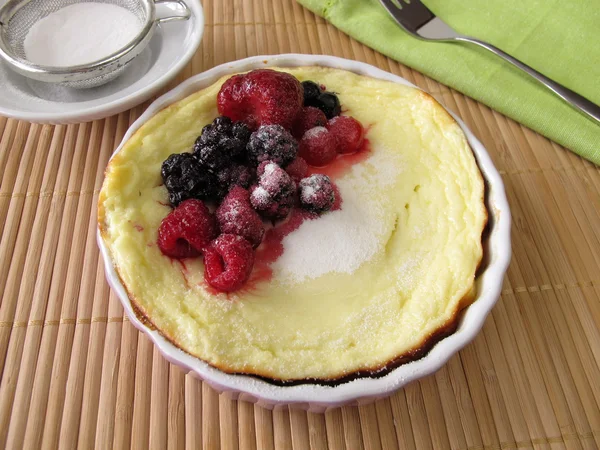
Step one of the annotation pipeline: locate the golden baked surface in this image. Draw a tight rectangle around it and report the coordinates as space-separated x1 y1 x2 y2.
98 67 486 381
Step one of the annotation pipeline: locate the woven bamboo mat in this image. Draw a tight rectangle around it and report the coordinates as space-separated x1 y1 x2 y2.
1 0 600 448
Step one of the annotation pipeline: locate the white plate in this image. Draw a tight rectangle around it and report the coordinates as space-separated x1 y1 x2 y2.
0 0 204 124
98 54 512 411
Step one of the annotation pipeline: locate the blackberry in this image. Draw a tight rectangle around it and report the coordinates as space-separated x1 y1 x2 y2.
301 80 323 104
306 92 341 119
161 153 218 205
250 161 296 220
193 143 231 171
247 124 298 167
250 184 295 221
216 164 254 197
256 161 295 198
193 116 251 169
231 121 251 143
298 174 335 213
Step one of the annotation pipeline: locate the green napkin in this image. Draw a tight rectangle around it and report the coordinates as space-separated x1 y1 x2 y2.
298 0 600 165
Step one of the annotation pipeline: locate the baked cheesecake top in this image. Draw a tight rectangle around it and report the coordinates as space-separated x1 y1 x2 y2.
98 67 486 381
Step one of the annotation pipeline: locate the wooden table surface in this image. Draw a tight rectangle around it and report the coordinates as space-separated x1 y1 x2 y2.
1 0 599 448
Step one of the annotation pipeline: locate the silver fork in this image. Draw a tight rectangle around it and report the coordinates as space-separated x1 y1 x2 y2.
379 0 600 125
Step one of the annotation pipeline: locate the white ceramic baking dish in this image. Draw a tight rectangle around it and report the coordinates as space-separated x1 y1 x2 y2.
97 54 511 412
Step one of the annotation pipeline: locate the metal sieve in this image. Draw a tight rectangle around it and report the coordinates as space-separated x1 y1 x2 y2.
0 0 191 89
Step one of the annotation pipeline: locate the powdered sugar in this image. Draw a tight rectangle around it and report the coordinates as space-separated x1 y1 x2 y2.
302 126 328 139
302 185 315 197
273 147 404 283
250 186 270 207
263 162 277 176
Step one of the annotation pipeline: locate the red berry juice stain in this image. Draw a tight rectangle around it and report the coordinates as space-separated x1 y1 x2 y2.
241 209 314 292
330 183 343 211
157 201 170 208
176 259 192 289
128 219 144 232
309 137 372 179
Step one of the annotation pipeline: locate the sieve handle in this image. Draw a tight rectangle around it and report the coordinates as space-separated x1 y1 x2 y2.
155 0 191 23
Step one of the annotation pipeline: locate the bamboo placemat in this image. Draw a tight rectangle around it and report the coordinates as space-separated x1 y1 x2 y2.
1 0 600 448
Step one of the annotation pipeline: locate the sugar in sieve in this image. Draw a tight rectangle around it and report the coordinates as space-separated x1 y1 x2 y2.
0 0 191 89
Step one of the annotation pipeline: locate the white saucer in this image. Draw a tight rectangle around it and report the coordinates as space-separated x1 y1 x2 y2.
0 0 204 124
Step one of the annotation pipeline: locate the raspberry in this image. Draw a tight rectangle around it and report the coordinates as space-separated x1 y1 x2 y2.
193 116 251 170
250 161 296 220
328 115 364 154
301 80 323 104
161 153 219 205
285 157 309 183
298 174 336 214
157 199 218 258
292 106 328 139
217 69 303 130
247 124 298 167
203 234 255 292
298 127 338 167
216 187 264 248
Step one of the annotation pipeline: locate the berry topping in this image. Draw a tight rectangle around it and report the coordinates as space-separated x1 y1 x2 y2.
157 199 218 258
298 174 336 214
256 161 295 198
250 185 295 221
161 153 218 205
231 121 252 143
216 187 265 248
301 80 323 104
327 115 365 154
292 106 328 139
250 161 296 220
247 124 298 167
298 127 338 167
217 69 303 130
216 164 254 196
305 91 341 119
285 157 309 183
203 234 255 292
193 116 251 170
193 144 230 172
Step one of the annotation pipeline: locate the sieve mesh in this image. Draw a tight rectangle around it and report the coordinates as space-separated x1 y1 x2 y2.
62 61 127 89
2 0 149 88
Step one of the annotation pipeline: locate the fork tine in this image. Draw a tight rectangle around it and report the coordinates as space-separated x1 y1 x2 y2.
380 0 435 33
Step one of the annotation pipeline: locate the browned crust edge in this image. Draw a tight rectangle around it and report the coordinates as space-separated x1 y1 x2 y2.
109 265 480 386
100 189 488 387
97 68 490 386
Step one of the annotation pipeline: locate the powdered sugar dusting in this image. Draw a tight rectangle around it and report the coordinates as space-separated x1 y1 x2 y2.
250 186 270 206
263 162 277 176
302 126 328 139
273 147 403 283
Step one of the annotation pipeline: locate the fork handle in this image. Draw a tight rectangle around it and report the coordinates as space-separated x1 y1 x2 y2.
456 37 600 125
